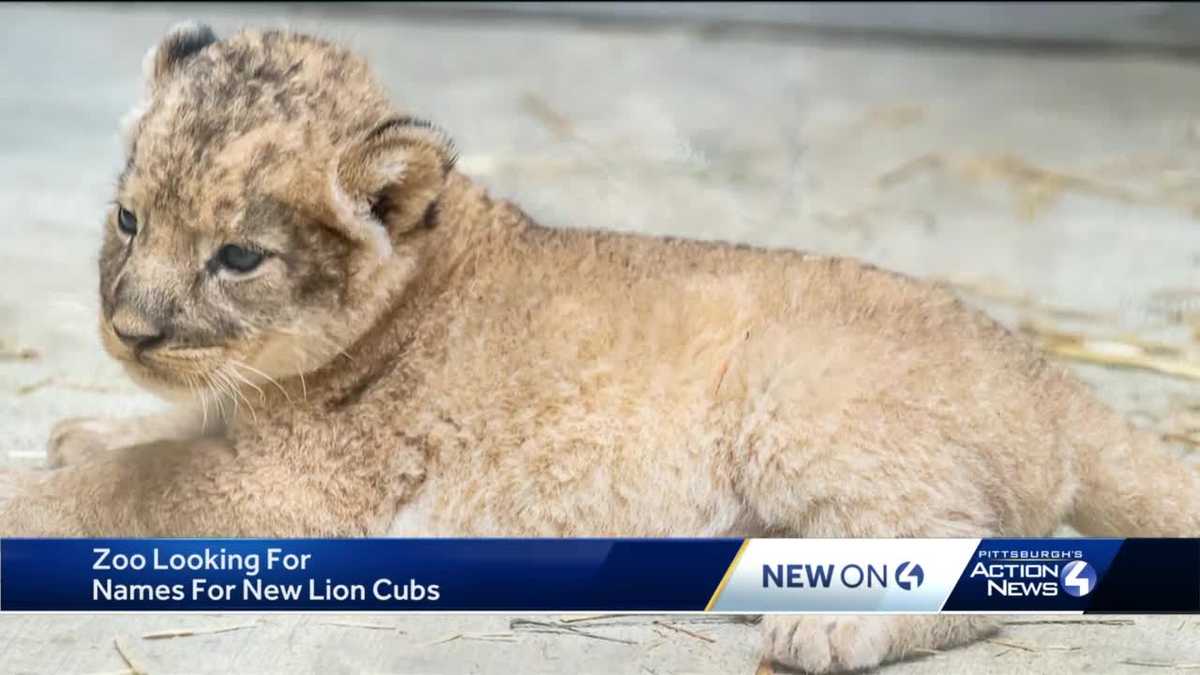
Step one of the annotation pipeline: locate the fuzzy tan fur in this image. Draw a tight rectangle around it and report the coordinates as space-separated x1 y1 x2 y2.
3 24 1198 674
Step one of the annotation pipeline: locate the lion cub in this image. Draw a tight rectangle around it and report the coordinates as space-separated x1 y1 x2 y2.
4 24 1197 673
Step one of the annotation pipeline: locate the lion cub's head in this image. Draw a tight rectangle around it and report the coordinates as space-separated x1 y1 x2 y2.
101 23 455 398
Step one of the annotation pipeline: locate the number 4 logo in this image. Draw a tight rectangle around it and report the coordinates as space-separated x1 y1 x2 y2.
1060 560 1097 597
895 561 924 590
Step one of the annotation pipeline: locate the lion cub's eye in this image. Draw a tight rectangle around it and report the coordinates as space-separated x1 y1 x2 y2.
215 244 265 274
116 206 138 236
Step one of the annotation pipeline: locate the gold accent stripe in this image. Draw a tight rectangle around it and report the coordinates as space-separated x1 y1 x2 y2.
705 539 750 611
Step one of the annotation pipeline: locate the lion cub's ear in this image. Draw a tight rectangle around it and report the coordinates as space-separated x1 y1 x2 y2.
143 22 218 90
122 22 218 154
329 117 457 258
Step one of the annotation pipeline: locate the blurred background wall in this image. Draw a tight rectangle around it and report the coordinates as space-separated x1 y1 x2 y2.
354 2 1200 50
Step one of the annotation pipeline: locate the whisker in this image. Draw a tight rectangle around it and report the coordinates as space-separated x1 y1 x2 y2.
218 365 258 425
210 368 237 422
196 375 211 430
294 346 309 402
187 373 216 432
223 364 266 404
207 372 230 424
182 373 200 427
229 360 293 405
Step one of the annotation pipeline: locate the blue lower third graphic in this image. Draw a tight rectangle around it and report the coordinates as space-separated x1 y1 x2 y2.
0 539 741 612
1 538 1197 613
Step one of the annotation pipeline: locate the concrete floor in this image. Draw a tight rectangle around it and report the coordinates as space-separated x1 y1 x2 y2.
2 3 1199 673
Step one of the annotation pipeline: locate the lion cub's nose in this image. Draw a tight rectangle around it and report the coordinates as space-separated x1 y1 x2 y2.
111 310 166 351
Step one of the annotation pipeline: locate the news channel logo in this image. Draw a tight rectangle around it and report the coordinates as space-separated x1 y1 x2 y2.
762 560 925 590
713 539 988 612
895 561 925 590
1059 560 1097 597
969 551 1097 598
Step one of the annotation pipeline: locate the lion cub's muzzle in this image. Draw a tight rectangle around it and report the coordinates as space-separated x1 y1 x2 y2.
105 275 177 359
110 306 168 353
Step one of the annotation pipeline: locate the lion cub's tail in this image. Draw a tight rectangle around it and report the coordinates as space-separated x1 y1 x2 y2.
1066 395 1200 537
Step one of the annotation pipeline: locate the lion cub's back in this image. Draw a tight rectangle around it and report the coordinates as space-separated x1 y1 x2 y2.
445 222 1045 430
406 222 1073 535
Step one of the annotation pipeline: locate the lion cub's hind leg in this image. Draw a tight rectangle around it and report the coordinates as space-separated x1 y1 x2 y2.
756 542 998 673
739 455 1003 672
761 614 996 674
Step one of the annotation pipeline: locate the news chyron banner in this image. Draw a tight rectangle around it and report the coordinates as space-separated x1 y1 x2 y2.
0 538 1196 613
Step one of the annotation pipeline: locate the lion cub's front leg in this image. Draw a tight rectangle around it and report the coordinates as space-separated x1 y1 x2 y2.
7 429 400 537
6 438 242 536
47 405 217 468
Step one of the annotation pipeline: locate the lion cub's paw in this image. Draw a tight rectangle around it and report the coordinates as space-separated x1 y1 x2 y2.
47 417 124 468
0 468 28 505
761 616 892 674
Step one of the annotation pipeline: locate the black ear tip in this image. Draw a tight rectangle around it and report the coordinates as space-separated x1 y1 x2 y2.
186 23 218 47
165 21 218 57
147 21 218 84
154 22 218 80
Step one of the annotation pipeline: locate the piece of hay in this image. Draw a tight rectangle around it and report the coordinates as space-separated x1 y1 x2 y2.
652 620 716 644
1164 432 1200 450
877 153 945 189
142 622 258 640
557 613 637 624
464 632 517 642
15 377 130 396
942 277 1115 324
510 618 637 645
0 346 40 361
113 636 150 675
863 103 926 130
424 633 462 647
555 615 751 627
15 377 52 396
420 630 515 647
1120 659 1200 669
1020 322 1200 381
960 154 1143 221
1002 619 1135 626
519 92 575 140
880 152 1200 219
985 638 1038 652
314 621 403 632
